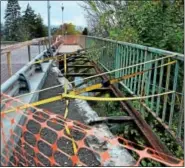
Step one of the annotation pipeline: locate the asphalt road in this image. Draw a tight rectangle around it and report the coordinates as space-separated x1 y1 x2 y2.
1 45 46 84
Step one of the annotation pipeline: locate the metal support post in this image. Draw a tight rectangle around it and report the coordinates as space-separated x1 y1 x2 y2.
28 45 31 61
47 0 52 56
7 52 12 77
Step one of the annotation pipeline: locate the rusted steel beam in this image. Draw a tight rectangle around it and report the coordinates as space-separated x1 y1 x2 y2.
91 61 172 156
65 59 90 64
88 116 133 125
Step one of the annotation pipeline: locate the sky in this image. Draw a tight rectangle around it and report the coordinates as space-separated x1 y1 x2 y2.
1 1 87 27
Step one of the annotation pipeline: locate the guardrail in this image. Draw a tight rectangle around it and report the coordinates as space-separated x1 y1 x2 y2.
1 36 60 79
1 35 63 94
85 36 184 146
1 35 63 159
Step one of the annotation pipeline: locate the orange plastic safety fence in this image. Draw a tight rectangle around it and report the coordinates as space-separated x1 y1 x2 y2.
1 93 184 167
63 35 79 45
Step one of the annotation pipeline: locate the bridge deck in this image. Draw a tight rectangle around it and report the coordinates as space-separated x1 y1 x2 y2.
38 44 84 121
1 38 183 167
58 44 82 53
34 44 134 166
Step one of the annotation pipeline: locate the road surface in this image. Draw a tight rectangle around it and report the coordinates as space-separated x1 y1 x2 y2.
1 45 46 84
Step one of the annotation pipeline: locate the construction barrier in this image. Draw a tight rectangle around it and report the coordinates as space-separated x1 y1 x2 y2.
1 93 184 167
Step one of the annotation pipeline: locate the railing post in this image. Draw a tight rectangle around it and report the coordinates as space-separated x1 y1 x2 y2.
115 43 120 79
7 51 12 77
28 45 31 61
169 61 179 128
38 41 41 54
177 85 184 138
162 58 171 122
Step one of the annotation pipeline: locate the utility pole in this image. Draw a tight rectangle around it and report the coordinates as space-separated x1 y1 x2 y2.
61 3 64 36
47 0 52 55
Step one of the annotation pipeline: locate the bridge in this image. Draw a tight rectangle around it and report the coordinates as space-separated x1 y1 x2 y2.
1 35 184 166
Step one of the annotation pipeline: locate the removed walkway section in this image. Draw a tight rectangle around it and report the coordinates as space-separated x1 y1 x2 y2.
36 65 135 166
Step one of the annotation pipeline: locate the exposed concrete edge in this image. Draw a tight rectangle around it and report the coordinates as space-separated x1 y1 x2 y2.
52 66 135 166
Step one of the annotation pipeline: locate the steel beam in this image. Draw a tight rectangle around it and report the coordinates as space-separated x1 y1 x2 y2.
88 116 133 125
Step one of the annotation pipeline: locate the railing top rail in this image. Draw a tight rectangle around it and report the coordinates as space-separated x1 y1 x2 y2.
1 35 62 93
1 41 18 45
1 51 45 93
1 36 54 55
87 36 184 61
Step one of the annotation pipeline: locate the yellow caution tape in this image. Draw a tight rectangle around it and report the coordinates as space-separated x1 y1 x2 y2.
2 95 62 114
65 125 71 135
62 91 175 101
72 138 78 154
34 55 64 64
64 125 78 154
64 100 69 119
2 60 176 114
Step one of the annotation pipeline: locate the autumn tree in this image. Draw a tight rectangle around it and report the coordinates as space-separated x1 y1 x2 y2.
55 23 80 35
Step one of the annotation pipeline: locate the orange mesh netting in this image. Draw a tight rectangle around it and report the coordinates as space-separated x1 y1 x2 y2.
1 93 184 167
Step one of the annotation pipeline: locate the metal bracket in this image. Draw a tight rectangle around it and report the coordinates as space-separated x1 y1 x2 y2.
35 59 43 72
101 80 111 87
18 73 31 93
52 46 56 52
43 51 50 62
46 48 53 57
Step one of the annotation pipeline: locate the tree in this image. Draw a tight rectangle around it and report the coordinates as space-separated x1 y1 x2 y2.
34 14 47 38
55 23 80 35
82 0 184 53
22 3 37 39
4 0 22 41
1 23 4 40
22 4 46 39
82 27 88 35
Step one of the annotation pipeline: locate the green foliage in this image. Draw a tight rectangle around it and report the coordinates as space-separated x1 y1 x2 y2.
34 14 47 38
84 0 184 53
110 26 140 43
4 1 47 41
4 0 22 41
22 4 47 39
1 23 5 40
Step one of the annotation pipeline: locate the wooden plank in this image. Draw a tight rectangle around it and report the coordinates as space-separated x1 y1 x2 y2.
66 73 96 77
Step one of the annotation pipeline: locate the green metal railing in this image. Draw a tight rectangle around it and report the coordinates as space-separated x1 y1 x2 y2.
85 36 184 146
